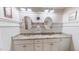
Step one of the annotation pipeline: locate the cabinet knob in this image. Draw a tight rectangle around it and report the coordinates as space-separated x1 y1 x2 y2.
22 45 27 47
50 43 53 45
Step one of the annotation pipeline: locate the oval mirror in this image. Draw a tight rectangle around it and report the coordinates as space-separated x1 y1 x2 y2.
24 16 32 30
44 17 53 30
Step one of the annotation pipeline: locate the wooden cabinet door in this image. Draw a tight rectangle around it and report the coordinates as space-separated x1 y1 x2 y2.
14 44 33 51
34 40 43 51
34 43 42 51
43 42 59 51
43 39 60 51
59 38 71 51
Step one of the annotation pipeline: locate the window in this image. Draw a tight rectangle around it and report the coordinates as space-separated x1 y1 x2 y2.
4 7 12 18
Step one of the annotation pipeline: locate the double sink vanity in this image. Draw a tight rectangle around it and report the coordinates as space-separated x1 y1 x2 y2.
11 16 72 51
11 33 72 51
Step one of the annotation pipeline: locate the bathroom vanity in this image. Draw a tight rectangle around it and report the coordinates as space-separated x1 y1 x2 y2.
11 16 72 51
11 33 72 51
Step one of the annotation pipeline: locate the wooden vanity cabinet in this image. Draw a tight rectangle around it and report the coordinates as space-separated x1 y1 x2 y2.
12 37 71 51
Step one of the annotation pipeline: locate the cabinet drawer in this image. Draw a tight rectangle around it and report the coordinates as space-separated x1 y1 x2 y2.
14 40 33 44
14 44 33 51
34 40 42 43
43 42 59 51
34 44 42 51
43 39 60 43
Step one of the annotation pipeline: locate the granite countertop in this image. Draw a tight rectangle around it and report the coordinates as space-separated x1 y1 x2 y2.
12 33 72 40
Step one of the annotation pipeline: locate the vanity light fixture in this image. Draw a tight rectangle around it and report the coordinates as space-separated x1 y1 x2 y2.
50 9 54 13
44 9 54 13
20 8 26 11
27 8 32 12
44 9 49 13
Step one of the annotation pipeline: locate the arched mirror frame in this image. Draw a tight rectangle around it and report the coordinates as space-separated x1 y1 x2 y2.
23 16 32 30
44 17 53 30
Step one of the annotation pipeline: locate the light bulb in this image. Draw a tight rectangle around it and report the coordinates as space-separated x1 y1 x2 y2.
50 10 54 13
27 8 32 12
44 9 49 13
20 8 26 11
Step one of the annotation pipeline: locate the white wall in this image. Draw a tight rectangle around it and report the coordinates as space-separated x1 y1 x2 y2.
20 9 63 23
20 9 63 33
0 7 20 51
0 26 20 51
63 7 79 50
